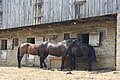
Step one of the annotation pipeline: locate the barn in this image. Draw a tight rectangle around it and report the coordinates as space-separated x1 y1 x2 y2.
0 0 120 70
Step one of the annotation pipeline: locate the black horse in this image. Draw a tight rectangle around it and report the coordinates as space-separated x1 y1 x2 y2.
66 39 96 71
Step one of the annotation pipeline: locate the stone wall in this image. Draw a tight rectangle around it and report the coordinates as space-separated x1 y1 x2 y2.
0 17 116 70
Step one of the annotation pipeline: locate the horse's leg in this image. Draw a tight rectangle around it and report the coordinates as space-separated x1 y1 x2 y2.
17 47 24 68
17 47 21 68
70 56 73 71
40 57 43 68
87 58 92 71
69 56 76 70
18 56 23 68
18 55 21 68
73 56 76 70
87 48 95 71
40 54 48 68
61 56 66 71
18 58 21 68
42 54 48 68
40 59 47 68
43 60 47 68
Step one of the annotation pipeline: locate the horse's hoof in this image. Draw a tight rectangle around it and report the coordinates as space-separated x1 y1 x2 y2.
18 65 21 68
18 67 21 68
40 67 47 69
51 69 55 71
40 66 43 68
66 71 73 75
88 69 92 71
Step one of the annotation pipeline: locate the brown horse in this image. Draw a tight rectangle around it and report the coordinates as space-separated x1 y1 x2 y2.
38 40 72 69
17 43 46 68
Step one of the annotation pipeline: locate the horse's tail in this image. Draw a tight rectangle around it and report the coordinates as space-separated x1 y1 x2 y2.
89 45 97 62
17 46 21 67
92 48 97 62
37 45 40 56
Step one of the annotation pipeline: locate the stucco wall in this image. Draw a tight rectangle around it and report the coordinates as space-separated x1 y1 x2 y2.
0 17 116 70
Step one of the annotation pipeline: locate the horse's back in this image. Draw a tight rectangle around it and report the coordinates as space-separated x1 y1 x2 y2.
19 43 39 55
20 43 29 47
46 43 60 56
43 41 68 57
59 39 74 46
28 43 39 55
58 41 69 53
19 43 29 53
20 43 38 49
29 43 39 49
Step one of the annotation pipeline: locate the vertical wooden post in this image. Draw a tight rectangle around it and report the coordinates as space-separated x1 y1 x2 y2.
33 0 37 25
116 13 120 70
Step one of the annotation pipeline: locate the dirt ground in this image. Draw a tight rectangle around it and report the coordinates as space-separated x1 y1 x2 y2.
0 67 120 80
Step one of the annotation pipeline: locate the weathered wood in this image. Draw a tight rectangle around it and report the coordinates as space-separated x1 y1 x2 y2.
113 0 117 13
94 0 100 16
107 0 113 14
117 0 120 13
84 0 89 18
76 0 119 18
1 0 120 29
2 0 34 29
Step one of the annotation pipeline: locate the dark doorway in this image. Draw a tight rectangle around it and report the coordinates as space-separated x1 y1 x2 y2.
1 40 7 50
27 38 35 44
64 33 70 40
82 34 89 44
78 33 89 44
